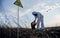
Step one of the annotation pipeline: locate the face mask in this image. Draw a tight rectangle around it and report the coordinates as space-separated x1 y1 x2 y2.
35 16 37 18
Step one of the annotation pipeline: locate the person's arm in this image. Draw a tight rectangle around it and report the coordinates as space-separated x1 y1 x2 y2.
34 16 36 22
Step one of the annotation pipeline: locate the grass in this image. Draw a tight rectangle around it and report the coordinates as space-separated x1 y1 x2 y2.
0 26 60 38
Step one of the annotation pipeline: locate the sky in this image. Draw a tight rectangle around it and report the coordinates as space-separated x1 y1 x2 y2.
0 0 60 28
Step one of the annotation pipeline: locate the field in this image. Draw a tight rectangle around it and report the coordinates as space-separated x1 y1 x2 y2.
0 26 60 38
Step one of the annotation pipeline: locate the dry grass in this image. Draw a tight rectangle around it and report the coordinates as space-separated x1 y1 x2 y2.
0 27 60 38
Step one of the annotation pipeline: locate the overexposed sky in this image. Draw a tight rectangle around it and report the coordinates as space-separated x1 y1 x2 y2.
0 0 60 28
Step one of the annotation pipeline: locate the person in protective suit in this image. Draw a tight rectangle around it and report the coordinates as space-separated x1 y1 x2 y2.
32 11 44 31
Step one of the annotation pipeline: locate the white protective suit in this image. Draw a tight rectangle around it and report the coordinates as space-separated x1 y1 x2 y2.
32 11 44 30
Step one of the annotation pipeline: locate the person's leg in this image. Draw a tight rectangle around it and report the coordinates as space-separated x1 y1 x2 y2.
41 17 44 31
